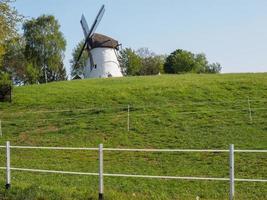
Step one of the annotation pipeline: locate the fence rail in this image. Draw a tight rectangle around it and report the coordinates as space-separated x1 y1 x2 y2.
0 142 266 200
0 167 266 182
0 145 266 153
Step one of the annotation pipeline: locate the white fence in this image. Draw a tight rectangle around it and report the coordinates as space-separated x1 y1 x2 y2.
0 142 266 200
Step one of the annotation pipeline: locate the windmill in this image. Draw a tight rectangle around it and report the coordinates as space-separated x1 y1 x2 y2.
74 5 123 78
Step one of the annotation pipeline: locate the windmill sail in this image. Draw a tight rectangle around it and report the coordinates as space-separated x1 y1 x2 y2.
87 5 105 39
75 5 105 68
80 14 90 38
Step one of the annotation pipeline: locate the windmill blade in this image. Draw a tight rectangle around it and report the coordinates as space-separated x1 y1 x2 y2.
80 14 90 38
74 5 105 69
74 41 87 69
87 4 105 38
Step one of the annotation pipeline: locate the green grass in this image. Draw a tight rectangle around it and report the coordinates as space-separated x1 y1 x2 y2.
0 73 266 200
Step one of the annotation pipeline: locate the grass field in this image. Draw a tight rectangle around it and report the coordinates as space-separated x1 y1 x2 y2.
0 73 266 200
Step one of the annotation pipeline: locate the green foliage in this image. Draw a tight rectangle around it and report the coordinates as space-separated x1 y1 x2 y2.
140 56 164 75
1 14 67 85
0 70 11 86
119 48 142 75
137 48 165 75
0 14 67 85
164 49 200 73
164 49 221 74
0 0 23 60
1 37 26 85
205 62 222 73
119 48 164 76
0 71 12 101
23 15 67 83
194 53 209 73
25 62 39 84
0 74 266 199
70 40 89 78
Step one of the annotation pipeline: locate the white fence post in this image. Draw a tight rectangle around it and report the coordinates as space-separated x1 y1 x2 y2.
247 97 252 122
99 144 104 200
0 120 2 137
229 144 234 200
6 141 11 189
127 105 130 131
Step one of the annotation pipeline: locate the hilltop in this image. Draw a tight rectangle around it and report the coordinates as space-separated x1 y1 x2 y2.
0 73 266 200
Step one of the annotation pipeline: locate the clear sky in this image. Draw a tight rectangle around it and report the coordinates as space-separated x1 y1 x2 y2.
13 0 267 76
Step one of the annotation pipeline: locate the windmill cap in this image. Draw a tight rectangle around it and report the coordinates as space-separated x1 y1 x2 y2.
88 33 119 50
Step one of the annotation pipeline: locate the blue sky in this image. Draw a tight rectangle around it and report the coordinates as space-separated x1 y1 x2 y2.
13 0 267 76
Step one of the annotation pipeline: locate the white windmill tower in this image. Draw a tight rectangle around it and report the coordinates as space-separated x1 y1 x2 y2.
74 5 123 78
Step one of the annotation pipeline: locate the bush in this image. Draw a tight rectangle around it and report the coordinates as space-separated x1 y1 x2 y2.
0 72 12 102
164 49 221 74
140 56 164 75
119 48 165 76
164 49 197 73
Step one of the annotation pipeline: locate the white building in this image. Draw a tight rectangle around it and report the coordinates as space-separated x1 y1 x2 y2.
84 33 123 78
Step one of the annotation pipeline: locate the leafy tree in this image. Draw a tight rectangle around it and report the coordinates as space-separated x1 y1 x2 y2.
164 49 195 73
119 48 142 76
1 37 26 85
136 47 156 58
136 48 165 75
140 56 164 75
0 0 23 60
25 62 39 84
193 53 209 73
1 34 67 85
164 49 221 74
70 40 89 78
23 15 67 83
119 47 165 76
205 62 222 73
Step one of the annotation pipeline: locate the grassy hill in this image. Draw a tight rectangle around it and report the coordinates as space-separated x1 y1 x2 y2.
0 73 266 200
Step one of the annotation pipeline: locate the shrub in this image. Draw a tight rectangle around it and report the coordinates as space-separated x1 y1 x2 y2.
0 72 12 102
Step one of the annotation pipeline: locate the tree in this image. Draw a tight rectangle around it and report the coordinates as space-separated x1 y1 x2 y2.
23 15 67 83
119 47 165 76
119 48 142 76
1 30 68 85
136 48 165 75
138 48 164 75
1 37 27 85
164 49 195 73
136 47 156 58
164 49 221 74
194 53 209 73
70 40 89 78
139 56 164 75
0 0 23 61
25 62 39 84
205 62 222 73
